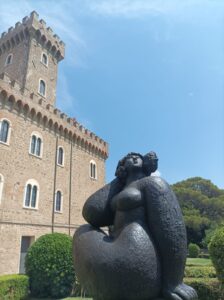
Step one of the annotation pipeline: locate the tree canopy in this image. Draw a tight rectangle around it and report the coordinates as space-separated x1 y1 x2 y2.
172 177 224 246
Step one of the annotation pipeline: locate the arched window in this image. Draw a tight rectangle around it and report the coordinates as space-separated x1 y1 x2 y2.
0 174 4 203
90 160 97 179
5 53 13 65
55 190 62 212
29 132 43 157
0 119 10 144
57 147 64 166
41 53 48 66
39 79 46 97
24 180 39 209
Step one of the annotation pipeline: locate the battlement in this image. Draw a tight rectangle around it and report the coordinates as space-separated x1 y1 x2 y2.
0 11 65 61
0 72 108 158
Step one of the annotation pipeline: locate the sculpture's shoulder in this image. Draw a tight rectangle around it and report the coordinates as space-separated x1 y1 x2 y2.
139 176 180 215
139 176 171 195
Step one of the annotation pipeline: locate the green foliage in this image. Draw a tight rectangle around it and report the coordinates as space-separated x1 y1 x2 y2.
172 177 224 245
25 233 75 298
184 266 216 278
188 243 200 258
184 278 224 300
0 274 29 300
202 224 223 248
173 177 224 198
184 257 222 299
209 226 224 284
186 258 212 266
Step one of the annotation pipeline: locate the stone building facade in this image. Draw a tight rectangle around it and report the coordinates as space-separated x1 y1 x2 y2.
0 11 108 275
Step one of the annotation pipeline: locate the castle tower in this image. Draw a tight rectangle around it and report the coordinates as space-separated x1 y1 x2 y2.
0 11 65 106
0 11 108 275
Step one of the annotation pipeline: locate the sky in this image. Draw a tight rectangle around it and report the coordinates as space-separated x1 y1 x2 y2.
0 0 223 188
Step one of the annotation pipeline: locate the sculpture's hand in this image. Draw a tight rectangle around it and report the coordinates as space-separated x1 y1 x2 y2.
163 283 198 300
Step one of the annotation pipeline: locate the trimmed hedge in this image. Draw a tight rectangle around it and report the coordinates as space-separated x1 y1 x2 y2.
184 266 216 278
184 278 224 300
0 274 29 300
209 227 224 284
199 253 210 259
188 243 200 258
25 233 75 298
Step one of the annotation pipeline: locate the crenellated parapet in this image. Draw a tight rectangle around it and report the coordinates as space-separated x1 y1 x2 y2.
0 72 108 159
0 11 65 61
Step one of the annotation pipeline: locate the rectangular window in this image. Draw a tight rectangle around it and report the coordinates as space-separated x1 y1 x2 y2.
25 184 31 207
31 136 36 154
31 186 37 208
36 138 41 156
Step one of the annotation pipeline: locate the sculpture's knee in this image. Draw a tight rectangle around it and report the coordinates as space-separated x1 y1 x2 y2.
74 224 95 239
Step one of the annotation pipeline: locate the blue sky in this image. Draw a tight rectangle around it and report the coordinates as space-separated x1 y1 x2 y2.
0 0 223 188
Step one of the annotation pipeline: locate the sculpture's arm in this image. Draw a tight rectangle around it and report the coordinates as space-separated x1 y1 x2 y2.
143 176 187 291
82 178 123 228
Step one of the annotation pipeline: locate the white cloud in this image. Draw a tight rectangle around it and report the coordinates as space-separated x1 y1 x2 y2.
151 170 161 177
87 0 210 18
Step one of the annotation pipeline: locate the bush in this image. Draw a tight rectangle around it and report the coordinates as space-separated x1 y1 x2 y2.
72 278 91 298
184 266 216 278
188 243 200 258
209 226 224 284
25 233 75 298
202 226 219 249
0 274 29 300
184 278 224 300
199 252 210 259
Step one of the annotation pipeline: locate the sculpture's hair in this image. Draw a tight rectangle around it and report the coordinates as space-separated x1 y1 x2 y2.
115 151 158 183
142 151 158 176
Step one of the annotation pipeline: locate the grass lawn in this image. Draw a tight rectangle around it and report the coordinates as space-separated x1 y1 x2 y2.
63 297 92 300
29 297 92 300
186 257 212 266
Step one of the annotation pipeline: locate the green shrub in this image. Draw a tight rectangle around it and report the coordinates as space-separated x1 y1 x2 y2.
199 252 210 259
72 278 91 298
188 243 200 258
25 233 75 298
184 266 216 278
184 278 224 300
0 274 29 300
202 226 219 249
209 226 224 284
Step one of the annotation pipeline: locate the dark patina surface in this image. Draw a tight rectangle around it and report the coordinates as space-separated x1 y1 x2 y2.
73 152 198 300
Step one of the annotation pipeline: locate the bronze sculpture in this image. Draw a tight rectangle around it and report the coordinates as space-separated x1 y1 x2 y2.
73 152 198 300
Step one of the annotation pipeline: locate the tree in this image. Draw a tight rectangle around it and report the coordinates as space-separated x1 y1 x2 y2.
172 177 224 246
173 177 224 198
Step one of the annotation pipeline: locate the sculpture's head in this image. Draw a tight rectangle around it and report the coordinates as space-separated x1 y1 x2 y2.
142 151 158 176
115 151 158 182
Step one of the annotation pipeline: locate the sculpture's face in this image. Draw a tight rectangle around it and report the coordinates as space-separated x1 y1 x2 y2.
124 155 143 172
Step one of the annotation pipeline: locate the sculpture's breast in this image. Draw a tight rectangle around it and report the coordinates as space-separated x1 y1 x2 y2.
112 187 143 211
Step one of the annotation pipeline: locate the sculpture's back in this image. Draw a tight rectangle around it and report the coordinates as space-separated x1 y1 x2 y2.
73 152 198 300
